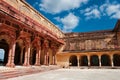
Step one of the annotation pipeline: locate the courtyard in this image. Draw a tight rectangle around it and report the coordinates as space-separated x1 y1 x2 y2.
7 68 120 80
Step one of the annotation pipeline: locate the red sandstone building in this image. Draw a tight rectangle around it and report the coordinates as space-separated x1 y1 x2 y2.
0 0 120 68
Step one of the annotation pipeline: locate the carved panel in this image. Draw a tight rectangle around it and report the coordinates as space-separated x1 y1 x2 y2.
63 31 119 52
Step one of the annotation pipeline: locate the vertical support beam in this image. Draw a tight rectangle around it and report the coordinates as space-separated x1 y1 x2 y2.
77 56 80 68
43 39 49 66
38 48 41 65
52 48 57 65
110 55 114 67
35 48 40 66
99 55 101 67
87 56 90 67
6 41 16 67
23 44 30 66
44 51 49 65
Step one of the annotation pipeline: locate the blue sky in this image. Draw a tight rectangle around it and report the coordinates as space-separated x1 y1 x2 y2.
26 0 120 32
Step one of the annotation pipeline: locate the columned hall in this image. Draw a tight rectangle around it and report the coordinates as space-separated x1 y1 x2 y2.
0 0 64 67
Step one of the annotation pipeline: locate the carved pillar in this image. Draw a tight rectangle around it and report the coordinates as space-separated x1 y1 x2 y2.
51 47 56 65
77 56 80 67
99 55 101 67
87 56 90 67
110 55 114 67
33 37 41 66
6 41 16 67
35 47 41 66
52 48 57 65
43 39 49 65
51 43 60 65
23 43 30 66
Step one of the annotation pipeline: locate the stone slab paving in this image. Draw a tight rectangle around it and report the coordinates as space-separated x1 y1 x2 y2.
7 69 120 80
0 65 60 79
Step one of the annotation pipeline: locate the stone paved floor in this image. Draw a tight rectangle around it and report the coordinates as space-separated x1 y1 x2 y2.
7 69 120 80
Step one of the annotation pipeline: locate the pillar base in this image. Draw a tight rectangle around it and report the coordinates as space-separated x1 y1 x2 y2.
23 63 30 66
35 63 41 66
44 64 49 66
6 63 15 68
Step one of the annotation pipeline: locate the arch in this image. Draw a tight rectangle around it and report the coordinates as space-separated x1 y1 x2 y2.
90 55 99 66
14 38 26 65
30 48 37 65
0 39 9 66
69 55 77 66
113 54 120 66
14 42 25 65
101 54 111 66
0 35 11 45
80 56 88 66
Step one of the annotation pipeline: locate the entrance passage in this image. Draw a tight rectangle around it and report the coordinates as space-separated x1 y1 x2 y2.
101 54 111 66
113 54 120 66
69 55 77 66
0 49 5 65
90 55 99 66
30 49 36 65
0 39 9 66
14 43 21 65
80 56 88 66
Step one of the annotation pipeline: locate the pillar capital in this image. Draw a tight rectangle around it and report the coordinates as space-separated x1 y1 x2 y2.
43 39 49 48
32 36 41 48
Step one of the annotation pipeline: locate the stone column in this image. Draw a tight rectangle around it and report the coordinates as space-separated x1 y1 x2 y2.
35 48 41 66
44 51 49 65
77 56 80 67
99 55 101 67
87 56 90 67
38 49 41 65
52 48 57 65
23 44 30 66
43 39 49 66
52 55 56 65
110 55 114 67
6 41 16 67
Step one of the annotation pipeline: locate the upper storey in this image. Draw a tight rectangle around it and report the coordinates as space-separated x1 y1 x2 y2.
1 0 64 39
63 25 120 52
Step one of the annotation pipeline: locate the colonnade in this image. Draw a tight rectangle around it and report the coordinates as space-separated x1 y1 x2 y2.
0 28 59 67
69 53 120 68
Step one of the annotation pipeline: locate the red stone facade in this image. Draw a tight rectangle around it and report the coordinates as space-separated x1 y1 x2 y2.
0 0 120 69
0 0 64 67
57 20 120 68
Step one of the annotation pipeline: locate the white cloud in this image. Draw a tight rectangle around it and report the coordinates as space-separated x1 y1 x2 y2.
60 13 79 32
54 17 61 22
100 2 120 19
81 6 101 20
39 0 88 14
81 1 120 20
